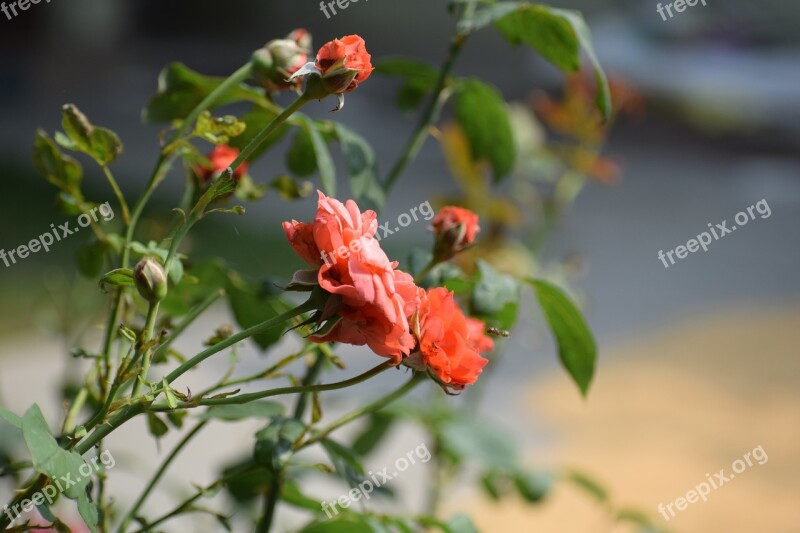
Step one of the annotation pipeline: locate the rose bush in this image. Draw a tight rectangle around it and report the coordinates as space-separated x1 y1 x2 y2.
0 3 645 531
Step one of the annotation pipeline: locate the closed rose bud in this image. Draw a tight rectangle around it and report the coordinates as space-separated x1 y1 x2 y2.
252 29 311 91
432 206 480 261
288 28 312 52
196 145 248 184
315 35 373 94
134 257 168 304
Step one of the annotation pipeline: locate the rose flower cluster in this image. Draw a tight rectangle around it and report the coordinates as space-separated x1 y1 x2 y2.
284 192 493 391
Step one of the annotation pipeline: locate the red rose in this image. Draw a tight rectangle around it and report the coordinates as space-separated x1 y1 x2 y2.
432 206 480 260
315 35 373 94
282 192 418 362
196 145 248 184
414 287 488 390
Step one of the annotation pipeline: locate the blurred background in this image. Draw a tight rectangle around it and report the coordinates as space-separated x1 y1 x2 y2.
1 0 798 531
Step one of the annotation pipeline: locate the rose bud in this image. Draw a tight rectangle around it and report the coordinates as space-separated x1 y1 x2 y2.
432 206 480 261
315 35 373 94
288 34 373 110
134 257 168 304
288 28 312 52
195 145 248 185
252 28 312 92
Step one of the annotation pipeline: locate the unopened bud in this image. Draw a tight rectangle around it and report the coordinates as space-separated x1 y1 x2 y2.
134 257 168 303
252 29 311 92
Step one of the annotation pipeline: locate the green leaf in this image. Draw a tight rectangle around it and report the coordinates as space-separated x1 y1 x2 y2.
88 127 124 165
565 469 609 504
495 5 611 120
281 482 323 512
471 260 520 330
352 413 395 457
160 261 227 317
440 414 518 469
254 418 306 472
334 124 385 211
99 268 135 289
528 279 596 396
194 111 247 145
33 130 83 193
418 514 481 533
374 57 440 112
287 128 318 177
321 438 365 475
458 2 521 33
221 459 273 504
455 80 516 181
143 62 264 124
21 405 90 500
199 402 285 423
61 105 123 165
445 514 481 533
77 241 106 278
297 116 336 196
78 492 99 533
270 175 313 200
480 472 503 501
495 5 580 71
374 57 439 85
226 274 294 351
0 407 22 429
61 104 93 152
146 412 169 438
162 380 179 410
513 470 553 503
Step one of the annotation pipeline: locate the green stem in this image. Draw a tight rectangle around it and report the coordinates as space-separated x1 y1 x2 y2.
118 421 209 532
102 165 131 227
300 372 424 450
127 462 253 533
100 62 253 383
197 343 315 398
75 298 316 453
383 33 468 193
62 383 89 435
164 298 316 386
131 301 161 398
150 289 224 367
258 351 325 533
224 91 313 181
152 361 393 411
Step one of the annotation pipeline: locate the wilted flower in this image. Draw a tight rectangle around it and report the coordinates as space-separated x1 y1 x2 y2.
432 206 480 261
